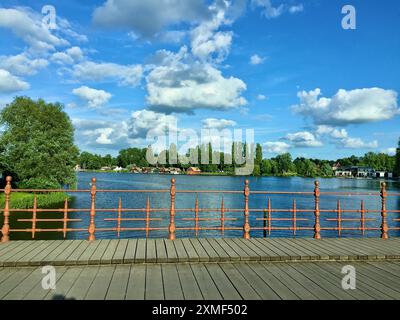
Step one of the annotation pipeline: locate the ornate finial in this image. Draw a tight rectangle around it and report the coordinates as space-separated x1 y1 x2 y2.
91 177 97 184
6 176 12 183
315 180 319 187
381 182 386 188
171 178 176 184
245 180 249 186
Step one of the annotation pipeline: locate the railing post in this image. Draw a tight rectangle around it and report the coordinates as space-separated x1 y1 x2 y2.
220 197 225 236
195 195 199 237
1 176 12 243
293 199 297 237
88 177 97 241
169 178 176 240
145 197 150 238
243 180 250 240
360 200 365 237
380 182 388 239
337 200 341 238
313 181 321 239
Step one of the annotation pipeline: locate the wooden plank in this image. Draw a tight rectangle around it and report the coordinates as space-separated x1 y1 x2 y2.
66 241 92 265
84 265 115 300
164 240 178 262
254 239 291 260
0 268 35 299
176 264 203 300
235 239 269 261
206 238 230 262
112 239 128 264
88 240 111 265
52 241 85 265
292 239 331 260
101 239 120 264
278 239 318 260
205 264 242 300
267 239 302 260
30 241 66 266
197 238 219 262
146 239 157 263
0 268 18 285
261 263 317 300
45 266 84 300
231 238 261 261
247 239 281 261
17 240 57 266
220 263 261 300
173 239 189 263
305 262 373 300
0 241 22 257
41 241 77 265
190 264 222 300
162 264 184 300
64 266 99 300
145 264 164 300
189 238 209 262
105 265 131 300
181 238 199 262
213 239 241 261
1 241 42 266
23 267 68 300
123 239 137 263
232 263 280 300
155 239 168 263
125 265 146 300
135 238 146 263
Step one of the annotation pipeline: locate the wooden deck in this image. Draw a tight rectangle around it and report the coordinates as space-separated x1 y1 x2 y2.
1 238 400 267
2 238 400 300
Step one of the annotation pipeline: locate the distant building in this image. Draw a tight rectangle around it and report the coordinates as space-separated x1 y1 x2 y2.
187 167 201 175
332 162 341 171
113 166 123 172
376 171 385 178
100 166 112 171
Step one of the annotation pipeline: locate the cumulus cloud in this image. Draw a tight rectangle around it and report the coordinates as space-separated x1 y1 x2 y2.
0 7 69 53
285 131 323 147
315 125 348 139
52 47 84 64
289 4 304 14
72 61 143 87
0 69 30 93
146 47 247 113
72 86 112 108
251 0 284 19
264 141 291 154
202 118 237 130
0 53 48 76
292 88 399 125
340 137 378 149
129 109 178 139
382 148 397 156
257 94 267 100
250 54 265 65
93 0 210 39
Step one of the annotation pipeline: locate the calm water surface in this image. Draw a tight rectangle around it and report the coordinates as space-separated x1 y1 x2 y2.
7 172 400 240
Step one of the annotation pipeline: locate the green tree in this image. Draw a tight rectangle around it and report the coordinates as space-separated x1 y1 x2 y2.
275 153 294 174
0 97 79 188
395 139 400 177
255 143 263 167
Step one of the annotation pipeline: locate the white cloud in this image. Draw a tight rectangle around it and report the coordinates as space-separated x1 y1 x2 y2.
382 148 397 156
285 131 323 147
72 86 112 108
315 125 348 139
146 47 247 113
202 118 237 130
0 7 69 53
190 1 233 62
257 94 267 100
129 109 178 139
93 0 210 38
0 69 30 93
264 141 291 154
292 88 399 125
251 0 284 19
340 137 378 149
0 53 48 76
52 47 84 65
73 61 143 87
289 4 304 14
250 54 265 65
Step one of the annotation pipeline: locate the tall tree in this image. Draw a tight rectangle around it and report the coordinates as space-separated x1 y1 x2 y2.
395 138 400 177
0 97 79 188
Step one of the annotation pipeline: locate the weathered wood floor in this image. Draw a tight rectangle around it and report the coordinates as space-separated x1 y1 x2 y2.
1 261 400 300
1 238 400 267
1 238 400 300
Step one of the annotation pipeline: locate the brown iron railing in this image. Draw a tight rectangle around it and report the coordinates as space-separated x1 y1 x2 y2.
0 176 399 242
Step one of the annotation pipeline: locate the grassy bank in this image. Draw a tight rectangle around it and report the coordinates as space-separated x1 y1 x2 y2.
0 192 70 209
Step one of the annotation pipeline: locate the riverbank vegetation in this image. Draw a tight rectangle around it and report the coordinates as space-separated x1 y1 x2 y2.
0 192 70 209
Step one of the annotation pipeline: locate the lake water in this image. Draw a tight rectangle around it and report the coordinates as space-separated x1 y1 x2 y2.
6 172 400 240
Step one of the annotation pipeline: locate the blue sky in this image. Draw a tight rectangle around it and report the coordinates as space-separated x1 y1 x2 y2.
0 0 399 159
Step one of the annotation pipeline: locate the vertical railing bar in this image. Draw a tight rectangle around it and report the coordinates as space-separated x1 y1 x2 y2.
243 180 250 240
220 196 225 237
63 198 68 239
263 208 267 238
169 178 176 240
117 198 122 239
337 199 341 238
1 176 12 243
195 195 199 238
268 198 271 237
32 194 37 239
145 197 150 238
314 181 321 239
293 199 297 238
380 182 388 239
361 200 365 237
88 177 97 241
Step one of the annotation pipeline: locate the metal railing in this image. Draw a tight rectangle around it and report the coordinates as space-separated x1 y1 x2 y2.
1 176 399 242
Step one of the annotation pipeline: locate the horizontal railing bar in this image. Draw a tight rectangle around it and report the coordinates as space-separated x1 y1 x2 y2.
10 228 87 232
